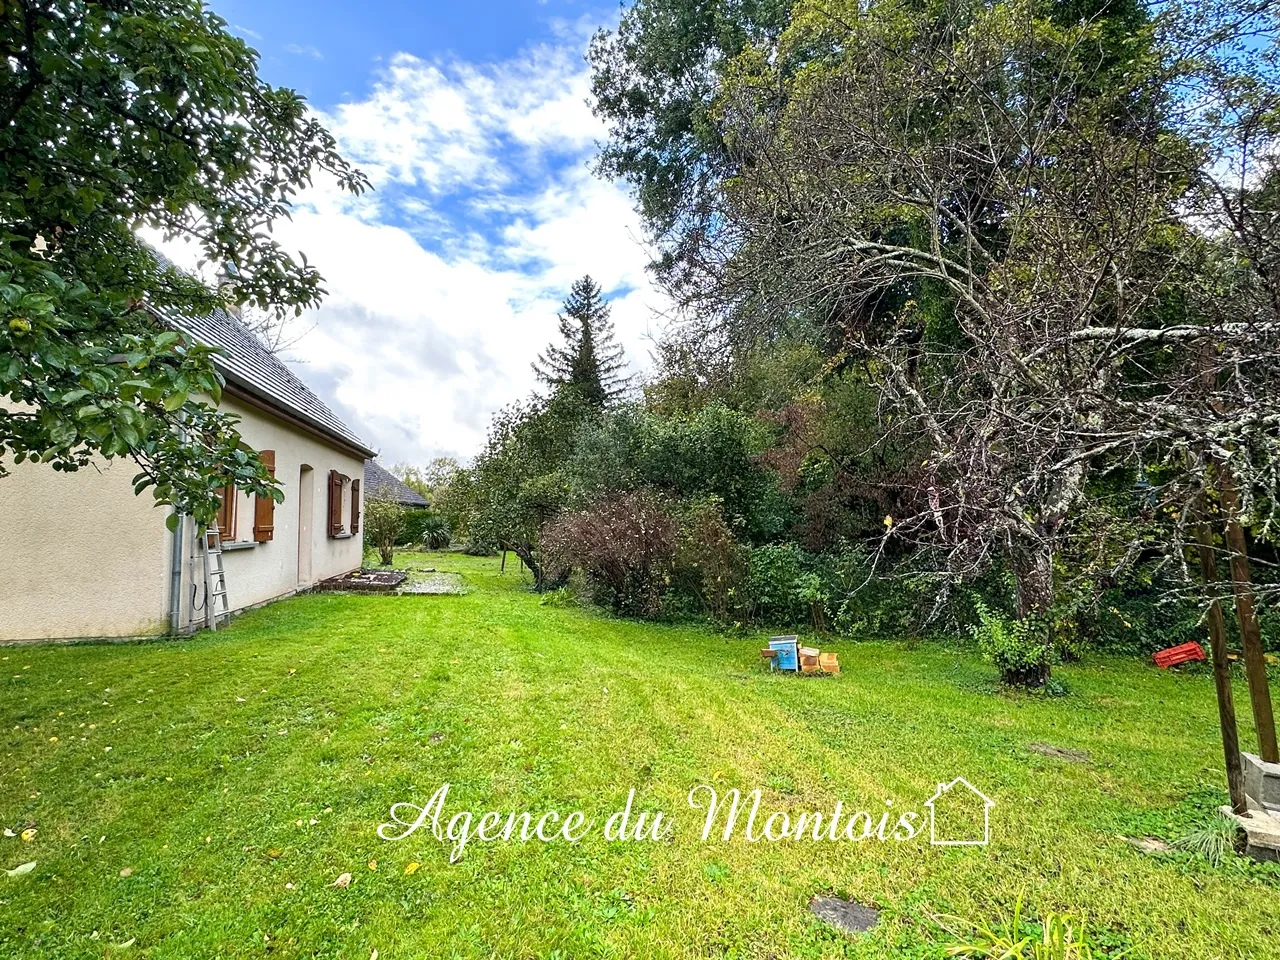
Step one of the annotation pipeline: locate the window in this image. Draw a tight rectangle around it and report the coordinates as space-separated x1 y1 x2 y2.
215 483 236 541
327 471 362 538
213 450 276 545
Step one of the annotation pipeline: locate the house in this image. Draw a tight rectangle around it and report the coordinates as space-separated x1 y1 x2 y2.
924 777 996 846
363 459 429 509
0 299 375 643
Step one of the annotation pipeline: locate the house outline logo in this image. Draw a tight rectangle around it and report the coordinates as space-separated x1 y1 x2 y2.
924 777 995 846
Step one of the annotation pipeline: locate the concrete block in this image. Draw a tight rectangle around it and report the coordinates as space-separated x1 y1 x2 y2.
1221 805 1280 863
1243 752 1280 816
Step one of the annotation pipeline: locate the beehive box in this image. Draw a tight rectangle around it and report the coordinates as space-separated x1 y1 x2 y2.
768 636 799 671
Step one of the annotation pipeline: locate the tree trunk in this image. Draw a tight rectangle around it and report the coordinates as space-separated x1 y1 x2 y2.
1193 509 1249 814
1008 538 1054 687
505 540 543 590
1218 464 1280 763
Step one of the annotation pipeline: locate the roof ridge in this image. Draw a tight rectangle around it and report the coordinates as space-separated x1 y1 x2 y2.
146 247 375 457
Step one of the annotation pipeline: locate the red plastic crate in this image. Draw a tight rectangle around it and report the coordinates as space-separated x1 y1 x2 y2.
1153 641 1207 669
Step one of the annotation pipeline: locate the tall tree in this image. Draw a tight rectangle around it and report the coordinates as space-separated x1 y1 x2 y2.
590 0 794 293
533 276 629 406
0 0 366 524
608 0 1280 687
464 393 589 589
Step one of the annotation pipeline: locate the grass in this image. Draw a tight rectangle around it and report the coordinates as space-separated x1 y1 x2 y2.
1 551 1278 959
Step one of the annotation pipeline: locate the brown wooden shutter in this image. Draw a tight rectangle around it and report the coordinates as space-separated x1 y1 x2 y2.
350 479 361 534
327 470 343 537
216 484 236 540
253 450 276 543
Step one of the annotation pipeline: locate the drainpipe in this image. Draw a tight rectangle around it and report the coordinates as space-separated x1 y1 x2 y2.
168 510 185 635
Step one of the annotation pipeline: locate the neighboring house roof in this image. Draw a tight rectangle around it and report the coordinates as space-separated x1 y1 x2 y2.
148 250 376 459
363 459 429 508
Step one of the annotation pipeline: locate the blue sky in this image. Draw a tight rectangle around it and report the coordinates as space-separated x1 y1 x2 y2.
214 1 611 104
174 0 665 466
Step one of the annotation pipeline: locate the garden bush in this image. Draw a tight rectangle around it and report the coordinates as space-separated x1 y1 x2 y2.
362 495 406 566
670 498 747 621
742 543 822 627
396 508 450 547
970 599 1055 686
542 489 679 616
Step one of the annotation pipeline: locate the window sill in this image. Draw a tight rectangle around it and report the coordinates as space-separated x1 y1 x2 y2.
223 541 258 552
331 533 353 540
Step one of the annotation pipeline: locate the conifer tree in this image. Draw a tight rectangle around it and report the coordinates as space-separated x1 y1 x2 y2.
533 276 629 406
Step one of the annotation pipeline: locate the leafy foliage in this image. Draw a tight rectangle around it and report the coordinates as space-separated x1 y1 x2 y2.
542 489 679 616
589 0 794 286
363 495 406 566
969 599 1057 687
672 498 746 621
0 0 365 522
463 392 592 587
395 508 450 549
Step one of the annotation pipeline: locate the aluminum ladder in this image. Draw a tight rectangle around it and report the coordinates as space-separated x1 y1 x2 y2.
197 526 230 630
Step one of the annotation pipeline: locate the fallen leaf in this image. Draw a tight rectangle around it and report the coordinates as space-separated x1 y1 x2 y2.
119 867 133 877
5 861 36 878
371 950 379 960
404 862 420 875
333 872 352 888
285 882 295 890
20 829 36 842
3 829 15 838
114 937 136 949
267 848 282 859
368 859 377 871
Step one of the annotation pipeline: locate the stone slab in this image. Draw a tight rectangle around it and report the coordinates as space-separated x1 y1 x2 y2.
1221 805 1280 863
809 896 879 934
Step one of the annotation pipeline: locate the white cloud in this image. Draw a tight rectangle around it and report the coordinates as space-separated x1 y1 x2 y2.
319 41 600 196
284 43 324 60
203 35 671 465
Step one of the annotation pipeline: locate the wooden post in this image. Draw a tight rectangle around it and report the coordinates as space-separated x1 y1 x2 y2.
1193 510 1249 814
1218 464 1280 763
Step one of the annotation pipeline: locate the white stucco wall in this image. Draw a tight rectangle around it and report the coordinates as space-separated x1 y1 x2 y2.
175 396 365 627
0 396 366 642
0 455 173 642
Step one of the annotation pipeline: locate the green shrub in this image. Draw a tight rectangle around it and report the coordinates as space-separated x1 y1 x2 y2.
397 508 448 546
744 543 813 626
362 495 406 566
420 512 452 549
970 599 1054 686
670 498 747 621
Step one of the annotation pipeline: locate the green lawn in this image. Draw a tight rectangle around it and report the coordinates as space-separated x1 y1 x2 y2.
2 552 1277 959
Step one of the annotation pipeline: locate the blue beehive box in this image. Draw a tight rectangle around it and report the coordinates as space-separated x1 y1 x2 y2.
769 635 799 671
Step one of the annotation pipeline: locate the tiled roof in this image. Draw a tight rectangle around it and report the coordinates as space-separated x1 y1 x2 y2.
148 251 375 457
363 459 430 508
